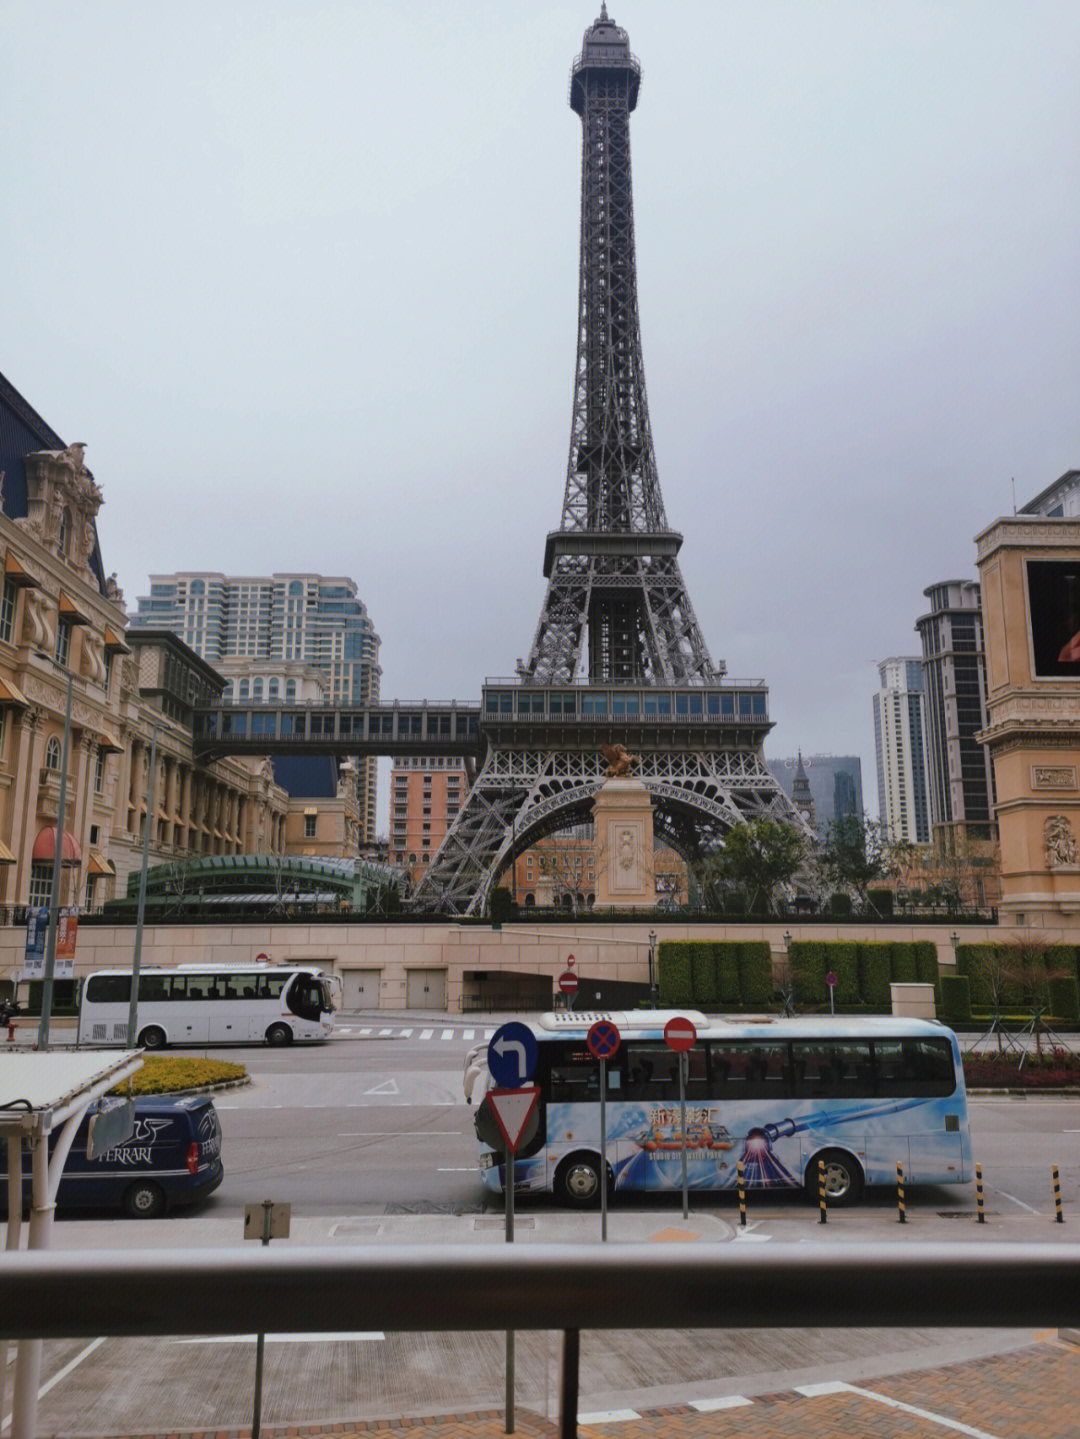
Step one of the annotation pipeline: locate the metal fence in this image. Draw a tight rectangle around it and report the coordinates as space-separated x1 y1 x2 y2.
2 1241 1078 1438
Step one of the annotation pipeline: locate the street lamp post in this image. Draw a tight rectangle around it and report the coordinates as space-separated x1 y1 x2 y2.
647 929 658 1006
37 666 74 1051
128 721 159 1046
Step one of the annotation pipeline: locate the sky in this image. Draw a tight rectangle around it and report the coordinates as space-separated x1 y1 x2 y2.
4 1 1079 829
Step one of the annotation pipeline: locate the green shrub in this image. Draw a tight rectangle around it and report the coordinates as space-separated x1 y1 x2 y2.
865 888 894 919
109 1056 247 1096
830 941 859 1006
738 941 774 1008
658 941 694 1007
691 942 719 1008
913 941 940 990
827 892 852 918
890 943 917 984
939 973 972 1026
716 943 742 1007
1049 975 1080 1022
956 944 993 1007
856 942 893 1010
790 940 827 1005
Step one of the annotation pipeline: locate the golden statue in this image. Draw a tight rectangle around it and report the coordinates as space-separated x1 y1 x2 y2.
601 742 641 778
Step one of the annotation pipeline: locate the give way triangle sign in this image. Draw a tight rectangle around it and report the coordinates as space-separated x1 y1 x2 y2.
484 1086 541 1155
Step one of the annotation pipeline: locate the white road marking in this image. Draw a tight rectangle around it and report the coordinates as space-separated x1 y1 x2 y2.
176 1333 384 1344
420 1028 434 1040
399 1028 413 1037
2 1336 106 1432
579 1410 641 1424
358 1028 372 1036
378 1028 395 1036
437 1167 477 1172
441 1028 453 1040
824 1381 1003 1439
463 1029 475 1039
690 1395 753 1411
362 1078 400 1096
994 1188 1041 1215
340 1132 465 1138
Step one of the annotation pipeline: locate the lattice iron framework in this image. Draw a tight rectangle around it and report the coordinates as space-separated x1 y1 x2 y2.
521 6 715 687
410 9 804 916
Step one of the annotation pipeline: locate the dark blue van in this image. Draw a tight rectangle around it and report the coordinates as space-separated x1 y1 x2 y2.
1 1095 224 1218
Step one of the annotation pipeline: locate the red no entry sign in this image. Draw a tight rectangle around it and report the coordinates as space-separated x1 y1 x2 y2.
825 971 838 988
558 971 579 995
587 1019 621 1060
664 1016 697 1052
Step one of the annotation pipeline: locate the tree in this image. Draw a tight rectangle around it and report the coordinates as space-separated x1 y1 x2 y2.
711 819 805 915
819 815 887 902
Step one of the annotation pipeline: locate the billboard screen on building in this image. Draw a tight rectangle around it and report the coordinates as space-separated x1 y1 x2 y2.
1026 560 1080 677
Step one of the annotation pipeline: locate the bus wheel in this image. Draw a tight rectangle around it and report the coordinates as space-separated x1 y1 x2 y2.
266 1023 293 1047
138 1025 166 1051
123 1179 165 1218
555 1153 605 1208
808 1149 864 1207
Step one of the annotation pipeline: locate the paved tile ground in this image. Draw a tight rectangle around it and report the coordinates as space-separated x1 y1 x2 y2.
79 1336 1080 1439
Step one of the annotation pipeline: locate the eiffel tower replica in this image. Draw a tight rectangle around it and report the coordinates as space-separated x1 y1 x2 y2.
414 6 803 915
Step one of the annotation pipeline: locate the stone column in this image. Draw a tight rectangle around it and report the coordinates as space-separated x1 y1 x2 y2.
591 778 656 909
10 709 43 904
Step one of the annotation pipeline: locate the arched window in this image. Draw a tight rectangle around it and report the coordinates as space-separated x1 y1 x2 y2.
288 580 303 597
252 678 263 701
190 579 205 596
45 736 61 770
57 507 71 556
268 678 279 700
239 679 249 700
221 682 234 702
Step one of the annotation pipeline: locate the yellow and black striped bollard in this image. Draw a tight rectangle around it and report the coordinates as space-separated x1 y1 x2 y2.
975 1163 985 1224
818 1158 827 1224
897 1161 906 1224
1053 1164 1063 1223
737 1159 746 1227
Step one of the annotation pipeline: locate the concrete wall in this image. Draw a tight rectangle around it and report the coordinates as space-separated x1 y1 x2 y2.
7 918 1080 1012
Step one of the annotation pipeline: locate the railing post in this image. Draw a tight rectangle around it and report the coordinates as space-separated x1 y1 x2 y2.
559 1328 580 1439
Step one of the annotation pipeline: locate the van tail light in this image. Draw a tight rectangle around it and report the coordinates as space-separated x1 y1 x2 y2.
186 1141 199 1175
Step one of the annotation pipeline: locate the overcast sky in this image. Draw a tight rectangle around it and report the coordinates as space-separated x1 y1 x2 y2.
4 1 1079 828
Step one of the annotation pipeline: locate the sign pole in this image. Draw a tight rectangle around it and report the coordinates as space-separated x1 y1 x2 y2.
678 1051 689 1220
252 1199 272 1439
505 1139 515 1435
599 1056 608 1242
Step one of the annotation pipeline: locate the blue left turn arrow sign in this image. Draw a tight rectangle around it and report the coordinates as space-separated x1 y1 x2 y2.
487 1021 538 1088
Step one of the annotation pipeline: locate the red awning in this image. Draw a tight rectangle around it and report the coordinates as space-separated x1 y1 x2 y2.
31 827 83 865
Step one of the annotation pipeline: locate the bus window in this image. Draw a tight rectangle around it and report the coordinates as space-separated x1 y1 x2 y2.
85 974 131 1005
258 974 288 1001
709 1041 792 1099
138 974 173 1003
791 1040 872 1099
550 1044 603 1103
874 1038 955 1097
625 1044 684 1101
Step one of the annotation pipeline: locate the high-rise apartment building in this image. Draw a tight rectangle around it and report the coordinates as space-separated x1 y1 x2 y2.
132 573 381 838
915 580 995 838
390 757 467 887
873 658 932 843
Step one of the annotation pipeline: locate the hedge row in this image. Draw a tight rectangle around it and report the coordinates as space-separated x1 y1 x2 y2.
955 944 1080 1013
788 939 938 1010
657 941 773 1010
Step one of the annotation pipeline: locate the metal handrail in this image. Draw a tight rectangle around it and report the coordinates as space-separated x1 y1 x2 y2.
3 1241 1077 1338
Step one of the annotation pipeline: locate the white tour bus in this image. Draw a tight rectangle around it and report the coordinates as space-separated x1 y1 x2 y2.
77 964 337 1048
465 1011 972 1207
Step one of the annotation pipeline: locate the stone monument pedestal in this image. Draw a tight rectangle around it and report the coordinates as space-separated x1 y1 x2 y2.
592 778 655 908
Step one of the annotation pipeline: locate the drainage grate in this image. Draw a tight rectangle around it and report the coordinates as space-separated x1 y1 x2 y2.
937 1210 997 1218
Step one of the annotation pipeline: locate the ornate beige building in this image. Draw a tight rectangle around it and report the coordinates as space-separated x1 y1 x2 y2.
976 515 1080 921
0 374 290 913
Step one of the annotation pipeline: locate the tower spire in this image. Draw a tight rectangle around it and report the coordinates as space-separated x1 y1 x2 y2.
519 8 716 685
